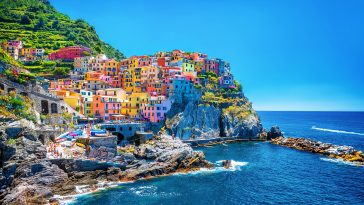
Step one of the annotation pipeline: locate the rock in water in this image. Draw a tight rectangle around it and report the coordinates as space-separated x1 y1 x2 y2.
267 126 283 140
271 136 364 165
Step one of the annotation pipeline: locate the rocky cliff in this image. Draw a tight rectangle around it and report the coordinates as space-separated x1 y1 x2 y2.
164 91 264 140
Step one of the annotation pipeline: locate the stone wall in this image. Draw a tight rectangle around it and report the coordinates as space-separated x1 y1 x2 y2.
0 77 62 115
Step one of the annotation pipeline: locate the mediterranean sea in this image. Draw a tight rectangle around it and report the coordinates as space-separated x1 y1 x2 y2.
70 111 364 205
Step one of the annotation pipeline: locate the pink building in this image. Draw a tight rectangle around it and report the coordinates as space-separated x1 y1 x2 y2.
48 46 91 61
138 56 152 67
203 59 218 74
92 88 125 120
141 96 171 123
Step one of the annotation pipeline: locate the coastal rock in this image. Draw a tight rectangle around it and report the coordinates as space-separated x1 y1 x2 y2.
271 137 364 165
222 110 263 139
120 135 211 181
165 101 264 140
267 126 283 140
1 117 212 204
166 102 221 140
2 160 68 204
5 119 36 139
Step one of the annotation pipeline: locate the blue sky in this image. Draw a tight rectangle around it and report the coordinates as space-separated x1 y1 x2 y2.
50 0 364 111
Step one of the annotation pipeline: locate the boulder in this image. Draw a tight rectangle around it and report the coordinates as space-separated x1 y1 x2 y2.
267 126 283 140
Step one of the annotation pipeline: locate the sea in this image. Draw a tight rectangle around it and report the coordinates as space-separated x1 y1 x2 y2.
70 111 364 205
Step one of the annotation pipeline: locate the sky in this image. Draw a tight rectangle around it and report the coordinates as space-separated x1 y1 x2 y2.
50 0 364 111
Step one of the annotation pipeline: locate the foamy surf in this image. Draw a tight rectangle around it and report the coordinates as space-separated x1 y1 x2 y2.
320 158 363 167
56 181 130 205
175 160 248 175
311 126 364 136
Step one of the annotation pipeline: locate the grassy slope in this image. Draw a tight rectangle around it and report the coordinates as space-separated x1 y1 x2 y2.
0 0 124 60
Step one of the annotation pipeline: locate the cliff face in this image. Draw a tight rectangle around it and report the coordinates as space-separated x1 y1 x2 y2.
165 102 222 140
165 97 264 140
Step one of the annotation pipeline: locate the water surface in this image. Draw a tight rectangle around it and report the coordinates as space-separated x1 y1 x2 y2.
71 111 364 205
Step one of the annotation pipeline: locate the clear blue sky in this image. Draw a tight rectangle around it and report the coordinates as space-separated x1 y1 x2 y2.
50 0 364 111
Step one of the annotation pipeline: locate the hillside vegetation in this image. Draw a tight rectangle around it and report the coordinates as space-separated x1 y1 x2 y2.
0 0 124 59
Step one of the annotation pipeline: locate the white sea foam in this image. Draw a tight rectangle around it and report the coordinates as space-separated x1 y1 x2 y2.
311 126 364 136
174 160 249 175
129 185 181 198
320 157 363 167
56 181 130 204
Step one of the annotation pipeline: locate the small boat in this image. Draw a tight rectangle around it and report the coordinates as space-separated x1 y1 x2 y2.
222 143 228 147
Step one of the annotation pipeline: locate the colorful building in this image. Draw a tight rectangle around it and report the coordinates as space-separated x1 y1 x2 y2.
48 46 92 61
80 90 93 115
92 88 125 121
141 95 171 123
74 56 93 73
1 40 23 60
121 92 150 119
219 73 236 89
104 59 118 76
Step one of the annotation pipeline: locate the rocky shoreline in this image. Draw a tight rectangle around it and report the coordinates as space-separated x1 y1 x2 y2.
271 136 364 165
0 119 212 204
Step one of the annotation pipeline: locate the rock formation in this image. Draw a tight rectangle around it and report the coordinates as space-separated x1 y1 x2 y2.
271 136 364 165
0 119 211 204
165 96 264 140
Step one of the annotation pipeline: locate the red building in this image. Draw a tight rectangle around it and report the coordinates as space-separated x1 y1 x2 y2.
48 46 92 61
157 57 166 67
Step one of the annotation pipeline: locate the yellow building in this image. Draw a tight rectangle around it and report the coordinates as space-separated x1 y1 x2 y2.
121 92 150 118
182 62 195 73
128 57 139 69
122 69 133 93
193 60 203 73
122 67 142 93
54 90 82 110
104 59 118 76
20 48 31 57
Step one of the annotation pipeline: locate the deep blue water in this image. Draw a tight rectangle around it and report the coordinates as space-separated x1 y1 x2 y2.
71 112 364 205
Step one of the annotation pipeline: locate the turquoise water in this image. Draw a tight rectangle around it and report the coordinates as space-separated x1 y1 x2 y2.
71 112 364 205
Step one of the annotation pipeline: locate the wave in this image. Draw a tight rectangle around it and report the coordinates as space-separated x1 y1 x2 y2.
320 158 363 167
311 126 364 136
56 181 130 204
174 160 248 176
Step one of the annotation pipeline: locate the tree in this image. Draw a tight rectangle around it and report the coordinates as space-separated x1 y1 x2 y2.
21 15 31 24
52 67 70 77
34 17 45 30
52 19 59 29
